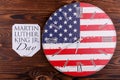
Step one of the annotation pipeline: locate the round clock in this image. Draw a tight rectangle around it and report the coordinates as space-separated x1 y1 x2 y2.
42 2 116 77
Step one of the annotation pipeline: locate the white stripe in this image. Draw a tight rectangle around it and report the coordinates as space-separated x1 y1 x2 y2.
43 42 116 49
80 19 113 25
82 7 104 13
55 65 105 72
46 54 112 61
81 31 116 37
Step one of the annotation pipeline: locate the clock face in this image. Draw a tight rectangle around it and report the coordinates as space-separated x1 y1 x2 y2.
42 2 116 77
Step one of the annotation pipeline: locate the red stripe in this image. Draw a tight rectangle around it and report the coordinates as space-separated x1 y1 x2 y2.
80 25 115 31
44 48 114 55
63 71 96 77
81 36 116 42
50 60 109 66
81 13 109 19
80 3 95 7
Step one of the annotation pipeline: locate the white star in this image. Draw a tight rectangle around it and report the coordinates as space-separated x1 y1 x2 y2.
69 33 72 37
73 29 77 32
49 33 53 37
49 25 52 29
59 33 63 37
68 24 72 28
54 12 57 16
59 16 62 20
64 37 67 41
49 17 52 20
59 8 62 12
74 37 77 40
68 16 72 20
73 12 77 16
54 21 57 24
64 29 67 33
73 20 77 24
44 29 48 33
63 12 67 16
59 25 62 29
74 4 77 7
68 8 72 12
64 21 67 24
54 29 58 33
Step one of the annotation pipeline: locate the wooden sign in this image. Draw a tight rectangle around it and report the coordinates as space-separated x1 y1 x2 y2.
12 24 40 57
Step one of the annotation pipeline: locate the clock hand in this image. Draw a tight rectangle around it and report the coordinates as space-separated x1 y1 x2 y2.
90 11 96 19
80 7 83 18
53 37 82 56
52 48 63 56
52 42 75 56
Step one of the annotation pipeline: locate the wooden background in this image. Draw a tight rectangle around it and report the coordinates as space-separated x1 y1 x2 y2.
0 0 119 80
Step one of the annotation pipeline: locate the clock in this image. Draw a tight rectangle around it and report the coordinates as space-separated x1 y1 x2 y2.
42 2 116 77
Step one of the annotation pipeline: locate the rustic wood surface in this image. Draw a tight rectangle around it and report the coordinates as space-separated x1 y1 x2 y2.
0 0 119 80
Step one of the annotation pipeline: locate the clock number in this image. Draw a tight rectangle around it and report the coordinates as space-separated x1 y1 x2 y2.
76 7 83 18
63 59 69 67
90 59 96 67
75 41 79 54
50 23 60 30
98 50 107 55
62 12 68 21
45 37 58 43
76 62 83 72
90 11 96 19
99 23 107 29
102 36 113 42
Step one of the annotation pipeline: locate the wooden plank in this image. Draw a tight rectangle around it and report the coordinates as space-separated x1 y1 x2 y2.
0 0 119 80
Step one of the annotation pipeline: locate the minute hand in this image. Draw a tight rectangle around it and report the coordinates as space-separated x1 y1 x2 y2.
52 38 81 56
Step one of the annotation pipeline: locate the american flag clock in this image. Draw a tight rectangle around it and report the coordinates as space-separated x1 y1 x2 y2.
42 2 116 77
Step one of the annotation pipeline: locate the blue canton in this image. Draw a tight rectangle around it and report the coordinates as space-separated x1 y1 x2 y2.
43 3 80 43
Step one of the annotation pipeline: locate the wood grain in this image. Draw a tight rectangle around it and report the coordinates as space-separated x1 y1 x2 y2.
0 0 119 80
